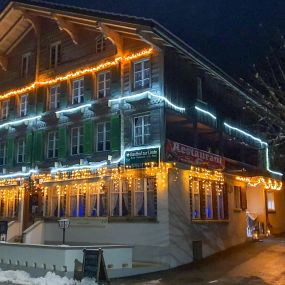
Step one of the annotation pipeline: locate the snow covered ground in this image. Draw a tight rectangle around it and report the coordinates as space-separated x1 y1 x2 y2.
0 269 98 285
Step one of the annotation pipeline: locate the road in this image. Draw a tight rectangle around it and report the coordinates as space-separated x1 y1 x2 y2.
112 236 285 285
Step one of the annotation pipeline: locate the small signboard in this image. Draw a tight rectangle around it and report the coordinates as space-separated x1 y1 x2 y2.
125 147 160 169
82 249 109 284
166 139 225 169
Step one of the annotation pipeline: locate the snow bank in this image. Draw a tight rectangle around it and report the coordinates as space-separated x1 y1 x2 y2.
0 269 98 285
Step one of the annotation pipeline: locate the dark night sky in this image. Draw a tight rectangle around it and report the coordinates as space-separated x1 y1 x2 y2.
1 0 285 78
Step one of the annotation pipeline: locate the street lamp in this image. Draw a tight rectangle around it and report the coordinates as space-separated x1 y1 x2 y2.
58 218 70 245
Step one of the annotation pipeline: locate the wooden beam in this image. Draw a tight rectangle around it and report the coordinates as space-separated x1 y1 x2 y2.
21 11 41 36
0 55 8 71
137 29 161 51
97 22 123 54
53 14 80 45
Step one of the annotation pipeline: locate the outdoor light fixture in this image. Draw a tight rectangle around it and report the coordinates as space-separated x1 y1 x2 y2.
58 218 70 245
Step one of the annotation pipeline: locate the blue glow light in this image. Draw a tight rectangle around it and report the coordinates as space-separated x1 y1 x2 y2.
55 103 92 115
195 106 217 120
0 116 41 129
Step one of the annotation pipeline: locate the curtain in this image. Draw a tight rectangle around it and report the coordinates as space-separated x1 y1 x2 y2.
111 193 119 216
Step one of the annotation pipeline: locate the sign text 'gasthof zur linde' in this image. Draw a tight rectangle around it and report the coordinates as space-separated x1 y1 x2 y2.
124 147 160 169
166 140 225 169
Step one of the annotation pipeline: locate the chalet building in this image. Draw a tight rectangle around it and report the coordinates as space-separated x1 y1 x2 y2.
0 0 284 270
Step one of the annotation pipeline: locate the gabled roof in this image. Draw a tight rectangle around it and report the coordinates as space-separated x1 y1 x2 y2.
0 0 279 123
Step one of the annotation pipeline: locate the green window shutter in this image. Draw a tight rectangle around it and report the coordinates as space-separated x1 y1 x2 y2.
110 65 121 97
111 115 121 152
25 133 34 164
60 82 69 109
83 120 94 155
84 75 94 102
58 127 67 159
7 138 15 166
34 131 44 163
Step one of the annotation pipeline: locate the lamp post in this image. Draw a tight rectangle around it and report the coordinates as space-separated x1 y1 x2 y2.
58 218 70 245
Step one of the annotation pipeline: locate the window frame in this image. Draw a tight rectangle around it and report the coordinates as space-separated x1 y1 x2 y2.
96 121 111 152
19 94 28 117
191 180 201 220
70 126 84 155
17 138 25 164
133 114 151 146
50 41 61 68
72 77 85 105
48 84 60 110
0 142 7 166
133 58 151 90
21 52 31 78
47 131 59 159
97 70 111 99
0 100 9 121
95 36 106 53
267 191 276 212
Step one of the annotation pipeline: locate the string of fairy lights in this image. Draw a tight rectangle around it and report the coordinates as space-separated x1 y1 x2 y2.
235 176 282 191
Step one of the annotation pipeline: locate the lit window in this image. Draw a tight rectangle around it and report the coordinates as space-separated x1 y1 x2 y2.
97 122 110 152
234 186 241 209
70 186 86 217
19 94 28 117
134 114 150 146
134 59 150 90
110 180 129 217
97 71 111 98
1 100 9 121
217 186 224 219
134 177 156 217
50 41 61 68
72 78 84 104
71 127 83 155
89 183 108 217
49 85 60 110
191 180 200 219
267 192 275 211
0 142 7 166
205 182 213 219
95 36 106 53
47 131 58 159
21 53 31 78
17 139 25 163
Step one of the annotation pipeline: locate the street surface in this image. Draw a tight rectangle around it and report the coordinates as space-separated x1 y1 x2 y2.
112 236 285 285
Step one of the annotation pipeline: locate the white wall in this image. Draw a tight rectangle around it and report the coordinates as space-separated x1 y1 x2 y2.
168 169 247 267
7 221 22 242
23 221 45 245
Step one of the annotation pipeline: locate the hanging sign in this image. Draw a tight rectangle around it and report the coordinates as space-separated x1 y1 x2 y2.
125 147 160 169
166 140 225 169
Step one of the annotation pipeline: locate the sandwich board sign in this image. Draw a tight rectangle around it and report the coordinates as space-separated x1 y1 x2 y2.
82 248 109 284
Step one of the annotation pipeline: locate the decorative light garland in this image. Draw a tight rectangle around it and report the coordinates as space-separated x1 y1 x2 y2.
109 91 186 113
0 48 153 101
195 106 217 120
0 115 41 129
235 176 282 191
55 103 92 115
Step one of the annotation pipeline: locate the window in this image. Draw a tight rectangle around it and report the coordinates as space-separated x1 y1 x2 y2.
47 131 58 159
234 186 241 209
0 142 7 166
49 85 60 110
134 114 150 146
191 180 200 219
134 59 150 90
71 127 83 155
21 53 31 78
110 180 129 217
205 182 213 219
50 42 61 68
95 36 106 53
70 186 86 217
89 183 108 217
0 100 9 120
217 188 224 219
134 177 156 217
267 192 275 211
17 139 25 163
19 94 28 117
97 71 111 98
97 122 110 152
72 78 84 104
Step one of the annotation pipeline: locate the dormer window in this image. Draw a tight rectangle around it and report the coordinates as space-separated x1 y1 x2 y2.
95 36 106 53
50 41 61 68
19 94 28 117
21 52 31 78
